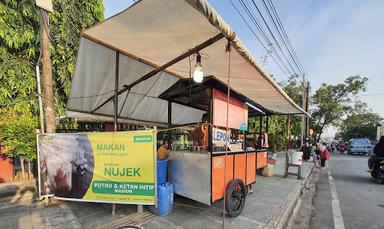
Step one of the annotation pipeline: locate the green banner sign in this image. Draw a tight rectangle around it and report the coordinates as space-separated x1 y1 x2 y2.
38 131 156 204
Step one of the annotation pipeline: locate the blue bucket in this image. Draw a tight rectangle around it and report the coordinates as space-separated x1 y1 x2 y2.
157 159 168 185
148 182 174 216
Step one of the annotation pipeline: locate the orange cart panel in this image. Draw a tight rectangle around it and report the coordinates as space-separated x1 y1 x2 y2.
212 155 234 202
234 154 246 183
246 152 256 184
256 151 267 169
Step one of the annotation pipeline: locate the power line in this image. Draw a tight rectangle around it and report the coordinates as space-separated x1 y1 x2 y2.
228 0 292 78
248 0 301 75
261 0 305 75
267 0 306 74
268 0 305 73
239 0 295 75
229 0 308 84
252 0 307 86
238 0 293 75
232 0 306 83
262 0 304 73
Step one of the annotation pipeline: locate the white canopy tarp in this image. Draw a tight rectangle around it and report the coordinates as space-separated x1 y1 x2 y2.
67 0 306 125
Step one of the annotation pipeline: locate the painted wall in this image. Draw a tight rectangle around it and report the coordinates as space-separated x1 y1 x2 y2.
0 153 14 183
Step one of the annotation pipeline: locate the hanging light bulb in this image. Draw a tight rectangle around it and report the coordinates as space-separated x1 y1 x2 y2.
193 53 203 83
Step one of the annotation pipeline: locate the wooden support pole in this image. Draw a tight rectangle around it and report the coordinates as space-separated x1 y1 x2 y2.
39 9 56 133
137 205 143 213
287 115 291 150
114 51 119 131
259 115 263 147
167 100 172 147
208 91 213 152
112 51 119 216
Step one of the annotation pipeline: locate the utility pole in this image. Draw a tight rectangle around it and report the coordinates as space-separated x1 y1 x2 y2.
305 81 310 138
300 74 307 146
35 0 54 207
37 2 56 133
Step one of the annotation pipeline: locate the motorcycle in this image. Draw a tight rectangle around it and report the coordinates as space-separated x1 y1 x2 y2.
369 157 384 184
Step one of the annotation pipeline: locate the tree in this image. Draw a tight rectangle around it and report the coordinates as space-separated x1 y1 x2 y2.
0 109 37 180
0 0 104 114
248 75 304 152
280 75 304 106
49 0 104 115
338 102 382 141
0 0 104 179
280 75 304 147
310 75 368 141
0 0 39 112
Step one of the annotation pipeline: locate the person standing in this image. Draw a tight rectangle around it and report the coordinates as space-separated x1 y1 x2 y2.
331 142 336 153
313 144 321 168
317 143 330 169
157 142 170 160
301 138 311 161
190 113 209 148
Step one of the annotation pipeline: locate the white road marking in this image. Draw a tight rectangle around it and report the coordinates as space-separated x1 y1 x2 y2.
328 171 346 229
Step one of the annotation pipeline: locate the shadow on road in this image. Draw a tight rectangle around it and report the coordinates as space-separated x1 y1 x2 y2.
332 173 378 185
10 186 36 204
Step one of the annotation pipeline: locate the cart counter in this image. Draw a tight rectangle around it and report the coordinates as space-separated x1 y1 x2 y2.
168 150 211 205
168 149 266 205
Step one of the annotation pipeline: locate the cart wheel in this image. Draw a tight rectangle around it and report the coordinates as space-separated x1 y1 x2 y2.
225 179 246 217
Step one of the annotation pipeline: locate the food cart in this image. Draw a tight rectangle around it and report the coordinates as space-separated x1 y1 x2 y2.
159 76 271 217
65 0 307 217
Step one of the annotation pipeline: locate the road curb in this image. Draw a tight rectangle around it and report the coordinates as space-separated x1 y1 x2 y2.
264 165 314 229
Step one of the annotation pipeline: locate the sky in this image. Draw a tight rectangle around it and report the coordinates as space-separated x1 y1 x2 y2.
103 0 384 136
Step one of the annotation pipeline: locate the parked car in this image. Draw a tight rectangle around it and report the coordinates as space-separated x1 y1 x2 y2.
347 138 372 155
336 142 348 152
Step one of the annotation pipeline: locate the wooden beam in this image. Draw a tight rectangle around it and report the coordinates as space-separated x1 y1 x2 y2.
114 51 119 131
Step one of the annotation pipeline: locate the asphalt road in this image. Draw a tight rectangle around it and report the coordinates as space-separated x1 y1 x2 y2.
310 154 384 229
